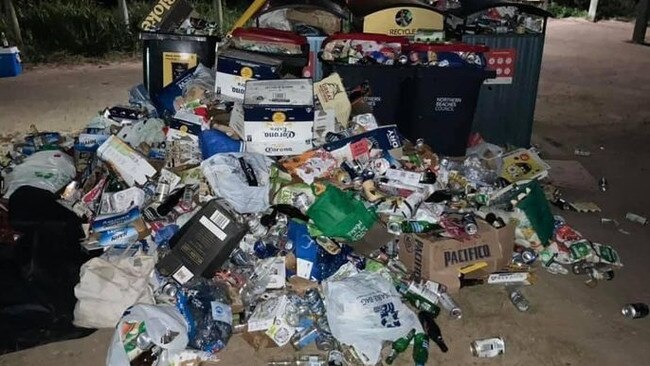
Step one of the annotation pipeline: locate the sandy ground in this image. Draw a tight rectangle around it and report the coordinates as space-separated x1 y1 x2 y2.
1 18 650 366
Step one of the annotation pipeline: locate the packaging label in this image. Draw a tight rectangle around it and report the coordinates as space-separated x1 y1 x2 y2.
211 301 233 325
172 265 194 284
162 52 197 87
199 216 227 241
210 209 231 229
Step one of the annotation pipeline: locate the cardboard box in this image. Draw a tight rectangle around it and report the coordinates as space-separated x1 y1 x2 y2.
156 199 246 284
215 49 282 101
235 79 314 156
398 222 515 293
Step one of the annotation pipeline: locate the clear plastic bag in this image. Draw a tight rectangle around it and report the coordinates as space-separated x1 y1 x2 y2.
106 304 189 366
323 271 422 365
201 152 273 214
3 150 75 198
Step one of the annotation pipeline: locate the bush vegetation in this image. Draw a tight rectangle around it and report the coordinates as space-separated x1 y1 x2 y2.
0 0 245 63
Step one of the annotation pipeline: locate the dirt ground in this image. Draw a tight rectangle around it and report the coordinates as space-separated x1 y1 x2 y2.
0 18 649 366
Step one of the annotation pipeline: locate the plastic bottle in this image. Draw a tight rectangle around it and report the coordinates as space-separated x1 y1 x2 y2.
1 32 8 48
385 329 416 364
412 332 430 366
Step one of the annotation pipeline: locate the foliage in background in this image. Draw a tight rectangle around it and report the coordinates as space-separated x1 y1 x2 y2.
548 0 639 19
547 2 588 18
0 0 246 63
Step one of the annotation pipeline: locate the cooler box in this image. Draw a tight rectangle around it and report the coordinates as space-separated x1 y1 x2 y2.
0 47 22 78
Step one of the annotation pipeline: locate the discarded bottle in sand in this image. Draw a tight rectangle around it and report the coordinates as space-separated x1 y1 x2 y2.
418 311 449 353
621 303 649 319
598 177 608 192
412 332 430 366
385 328 416 364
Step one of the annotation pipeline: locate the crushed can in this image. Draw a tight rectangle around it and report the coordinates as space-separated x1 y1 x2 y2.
470 337 505 358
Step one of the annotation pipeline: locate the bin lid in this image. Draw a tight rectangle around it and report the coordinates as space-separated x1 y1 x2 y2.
449 0 552 18
139 32 221 42
347 0 444 17
232 28 308 46
256 0 350 20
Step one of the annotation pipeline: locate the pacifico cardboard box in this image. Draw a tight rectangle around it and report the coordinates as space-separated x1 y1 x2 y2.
398 222 515 292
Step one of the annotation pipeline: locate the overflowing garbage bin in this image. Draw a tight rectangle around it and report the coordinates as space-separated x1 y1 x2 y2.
447 0 552 147
402 56 495 156
321 34 494 155
252 0 352 80
140 32 220 99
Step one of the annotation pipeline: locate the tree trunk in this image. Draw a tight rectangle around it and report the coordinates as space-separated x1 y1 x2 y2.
587 0 599 22
213 0 224 34
117 0 130 28
3 0 23 46
632 0 650 43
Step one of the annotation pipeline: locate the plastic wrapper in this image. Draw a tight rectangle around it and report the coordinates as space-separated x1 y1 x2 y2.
201 152 273 214
182 64 216 98
3 150 76 198
175 279 233 354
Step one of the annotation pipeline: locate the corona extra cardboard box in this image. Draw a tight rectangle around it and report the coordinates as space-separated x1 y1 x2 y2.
215 49 282 101
231 79 314 156
398 222 514 293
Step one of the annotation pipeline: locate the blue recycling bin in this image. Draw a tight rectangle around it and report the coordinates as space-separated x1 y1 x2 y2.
0 47 22 78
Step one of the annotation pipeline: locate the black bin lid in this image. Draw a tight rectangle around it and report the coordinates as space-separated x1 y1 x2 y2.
347 0 444 17
448 0 552 18
256 0 350 19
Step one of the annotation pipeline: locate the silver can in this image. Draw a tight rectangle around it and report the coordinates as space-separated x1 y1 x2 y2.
621 303 649 319
155 181 170 203
315 332 337 351
438 292 462 319
625 212 648 225
508 289 530 312
304 288 326 317
470 337 505 358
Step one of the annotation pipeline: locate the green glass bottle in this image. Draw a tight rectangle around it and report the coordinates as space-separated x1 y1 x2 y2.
389 220 440 234
385 328 416 364
412 332 430 366
395 281 442 318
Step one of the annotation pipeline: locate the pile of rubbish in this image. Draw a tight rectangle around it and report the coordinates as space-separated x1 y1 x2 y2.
0 0 637 365
0 69 626 365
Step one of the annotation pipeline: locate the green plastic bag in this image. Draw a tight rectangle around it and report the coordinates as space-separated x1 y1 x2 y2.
307 184 377 242
516 181 554 246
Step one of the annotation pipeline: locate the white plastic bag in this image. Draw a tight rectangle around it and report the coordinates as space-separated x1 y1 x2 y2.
3 150 76 198
73 255 155 328
323 271 422 365
201 152 273 213
106 304 188 366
